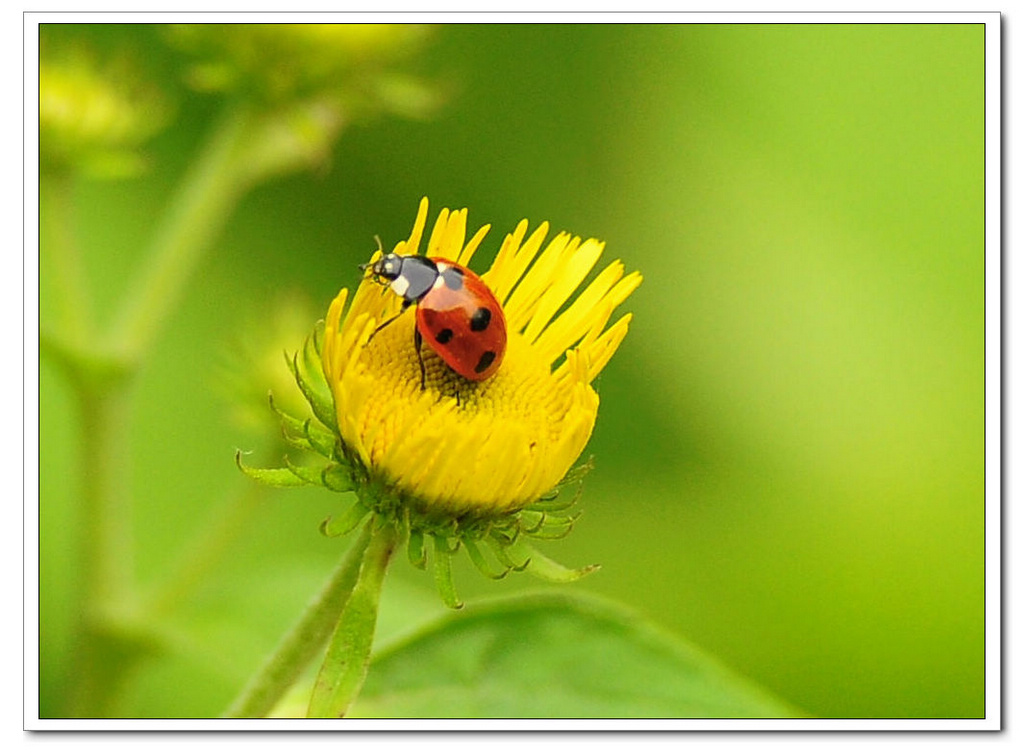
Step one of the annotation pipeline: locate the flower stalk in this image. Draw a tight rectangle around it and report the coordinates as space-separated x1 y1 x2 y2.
307 516 400 718
222 520 375 718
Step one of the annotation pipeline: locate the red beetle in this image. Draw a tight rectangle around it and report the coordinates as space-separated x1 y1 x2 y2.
362 253 507 388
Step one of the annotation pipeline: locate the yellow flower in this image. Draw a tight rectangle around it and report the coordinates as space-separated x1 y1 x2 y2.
322 198 641 517
240 198 640 607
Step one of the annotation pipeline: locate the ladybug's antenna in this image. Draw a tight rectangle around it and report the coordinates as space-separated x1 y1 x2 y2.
358 235 386 277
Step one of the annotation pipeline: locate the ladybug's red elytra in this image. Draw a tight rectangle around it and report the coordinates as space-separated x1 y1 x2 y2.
362 252 507 388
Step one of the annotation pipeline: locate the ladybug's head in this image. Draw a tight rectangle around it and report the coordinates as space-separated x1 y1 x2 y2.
360 252 403 284
359 253 438 305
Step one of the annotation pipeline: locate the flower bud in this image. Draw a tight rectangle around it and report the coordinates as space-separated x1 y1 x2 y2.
39 43 169 178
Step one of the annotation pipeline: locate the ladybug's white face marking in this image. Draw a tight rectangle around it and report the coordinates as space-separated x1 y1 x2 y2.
390 274 411 298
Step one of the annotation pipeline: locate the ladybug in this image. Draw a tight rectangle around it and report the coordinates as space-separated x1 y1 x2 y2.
362 252 507 389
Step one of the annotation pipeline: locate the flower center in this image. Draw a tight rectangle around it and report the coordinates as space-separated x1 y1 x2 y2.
352 312 589 515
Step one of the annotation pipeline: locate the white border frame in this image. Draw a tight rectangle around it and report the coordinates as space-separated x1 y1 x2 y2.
22 11 1002 733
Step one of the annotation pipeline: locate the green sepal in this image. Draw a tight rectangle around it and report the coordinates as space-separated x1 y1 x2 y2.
407 528 427 570
279 431 314 454
528 478 589 515
524 495 576 513
487 522 520 548
488 537 531 572
268 393 313 451
515 543 599 583
432 536 463 610
304 419 338 459
463 537 509 580
321 464 356 493
235 450 309 487
518 510 546 534
320 501 372 538
287 348 337 435
269 392 337 459
527 457 593 512
310 319 326 358
284 456 331 486
524 489 582 513
303 328 337 427
530 512 581 540
560 456 595 486
540 512 581 528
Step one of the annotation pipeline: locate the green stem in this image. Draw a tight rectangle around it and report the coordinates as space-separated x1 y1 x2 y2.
111 103 254 360
77 387 135 606
307 517 399 718
222 520 375 718
66 384 146 717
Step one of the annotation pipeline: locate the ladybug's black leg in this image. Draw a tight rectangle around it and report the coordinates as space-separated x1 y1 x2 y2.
367 301 411 344
414 327 426 390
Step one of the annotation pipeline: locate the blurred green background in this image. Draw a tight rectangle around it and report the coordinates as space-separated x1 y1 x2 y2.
39 23 985 719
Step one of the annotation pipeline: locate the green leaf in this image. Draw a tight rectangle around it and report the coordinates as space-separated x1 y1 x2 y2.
235 451 309 487
350 593 803 719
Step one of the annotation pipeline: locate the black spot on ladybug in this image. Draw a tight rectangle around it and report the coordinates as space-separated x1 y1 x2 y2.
441 267 465 290
474 350 496 374
435 328 454 344
469 307 491 332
